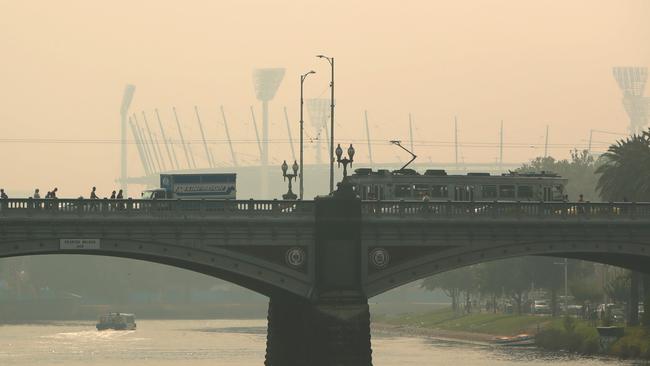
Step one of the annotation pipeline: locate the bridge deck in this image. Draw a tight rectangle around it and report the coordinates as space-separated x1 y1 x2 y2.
0 199 315 220
1 199 650 222
361 201 650 221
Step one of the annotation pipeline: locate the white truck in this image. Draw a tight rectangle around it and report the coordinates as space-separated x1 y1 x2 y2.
141 173 236 200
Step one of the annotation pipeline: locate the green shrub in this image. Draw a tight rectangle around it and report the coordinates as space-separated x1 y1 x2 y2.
563 316 577 333
580 335 599 354
610 331 650 359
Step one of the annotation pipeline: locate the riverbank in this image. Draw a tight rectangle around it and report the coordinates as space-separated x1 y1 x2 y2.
377 308 650 360
375 308 549 340
536 318 650 359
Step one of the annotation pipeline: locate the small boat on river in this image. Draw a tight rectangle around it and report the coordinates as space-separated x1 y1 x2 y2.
493 333 535 346
96 312 137 331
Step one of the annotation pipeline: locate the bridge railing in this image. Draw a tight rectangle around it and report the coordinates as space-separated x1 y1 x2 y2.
0 199 315 218
360 201 650 220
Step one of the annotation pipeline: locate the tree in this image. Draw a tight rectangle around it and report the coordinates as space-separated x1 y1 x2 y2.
476 258 534 315
641 274 650 328
605 272 630 304
421 266 478 313
596 133 650 202
518 149 598 201
596 132 650 325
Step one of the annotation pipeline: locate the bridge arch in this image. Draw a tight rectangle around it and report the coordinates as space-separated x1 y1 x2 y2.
364 234 650 297
0 237 312 299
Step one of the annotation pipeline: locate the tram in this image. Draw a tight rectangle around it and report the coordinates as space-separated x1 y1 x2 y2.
345 168 567 202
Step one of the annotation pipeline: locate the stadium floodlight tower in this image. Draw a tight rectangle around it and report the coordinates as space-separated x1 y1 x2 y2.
120 84 136 197
306 98 331 164
613 67 650 134
253 68 285 198
253 68 286 168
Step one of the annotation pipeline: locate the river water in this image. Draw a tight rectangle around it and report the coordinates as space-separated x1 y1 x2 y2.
0 319 645 365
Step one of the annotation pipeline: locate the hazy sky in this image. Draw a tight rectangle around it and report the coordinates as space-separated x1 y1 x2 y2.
1 1 649 196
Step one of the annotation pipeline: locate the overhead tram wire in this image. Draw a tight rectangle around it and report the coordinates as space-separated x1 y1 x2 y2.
0 137 611 149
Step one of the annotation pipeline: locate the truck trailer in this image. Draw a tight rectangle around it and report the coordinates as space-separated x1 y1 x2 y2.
141 173 236 199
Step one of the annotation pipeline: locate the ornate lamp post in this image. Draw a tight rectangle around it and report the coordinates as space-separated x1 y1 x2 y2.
316 54 335 193
281 160 299 200
299 70 316 200
335 143 355 178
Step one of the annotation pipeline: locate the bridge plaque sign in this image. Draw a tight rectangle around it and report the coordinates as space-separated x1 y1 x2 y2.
60 239 101 250
285 247 306 268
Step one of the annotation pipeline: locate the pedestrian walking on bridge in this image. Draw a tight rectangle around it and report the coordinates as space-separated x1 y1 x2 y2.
90 187 99 199
1 189 8 210
116 189 125 210
109 190 117 211
90 187 99 212
32 189 41 209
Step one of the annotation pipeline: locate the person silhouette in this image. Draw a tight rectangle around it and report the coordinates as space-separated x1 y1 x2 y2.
116 189 124 210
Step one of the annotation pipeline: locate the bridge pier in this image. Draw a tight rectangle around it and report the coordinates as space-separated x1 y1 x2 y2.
265 296 372 366
265 182 372 366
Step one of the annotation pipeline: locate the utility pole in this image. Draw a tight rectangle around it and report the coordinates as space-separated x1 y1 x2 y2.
364 110 373 164
409 113 415 153
317 54 335 193
299 71 315 200
499 120 504 169
544 125 549 158
454 116 459 169
588 129 593 154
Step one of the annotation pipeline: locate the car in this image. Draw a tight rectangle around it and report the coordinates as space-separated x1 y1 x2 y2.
567 304 583 316
532 300 551 314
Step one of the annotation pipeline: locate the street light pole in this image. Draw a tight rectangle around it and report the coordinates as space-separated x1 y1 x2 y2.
554 258 569 315
300 71 315 200
564 258 569 315
335 143 355 178
281 160 299 200
317 54 335 193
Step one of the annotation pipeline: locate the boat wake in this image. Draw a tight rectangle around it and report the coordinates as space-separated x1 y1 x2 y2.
44 329 137 341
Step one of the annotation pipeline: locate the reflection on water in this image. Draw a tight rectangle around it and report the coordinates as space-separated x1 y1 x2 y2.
0 320 645 365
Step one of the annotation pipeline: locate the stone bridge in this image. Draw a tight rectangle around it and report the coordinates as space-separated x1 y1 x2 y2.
2 188 650 365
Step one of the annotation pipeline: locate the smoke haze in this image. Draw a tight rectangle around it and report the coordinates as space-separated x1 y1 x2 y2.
1 0 649 195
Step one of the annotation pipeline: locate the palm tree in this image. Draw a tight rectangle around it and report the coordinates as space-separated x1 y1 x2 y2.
596 133 650 202
596 131 650 326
